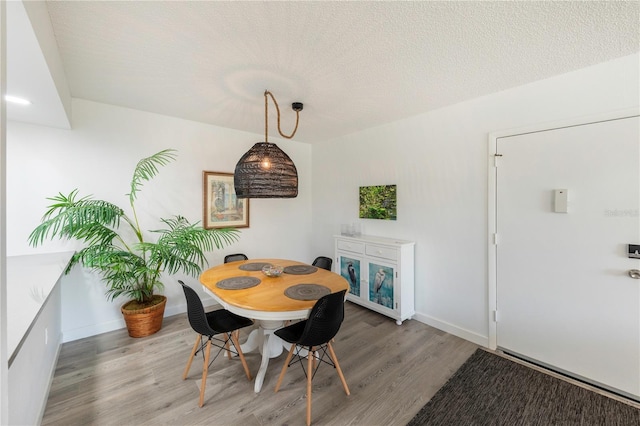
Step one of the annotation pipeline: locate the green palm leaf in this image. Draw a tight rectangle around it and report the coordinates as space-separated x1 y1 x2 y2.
29 149 241 304
145 215 240 276
128 149 177 204
28 190 124 246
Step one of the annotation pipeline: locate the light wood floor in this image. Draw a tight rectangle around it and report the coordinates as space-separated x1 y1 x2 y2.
41 302 478 425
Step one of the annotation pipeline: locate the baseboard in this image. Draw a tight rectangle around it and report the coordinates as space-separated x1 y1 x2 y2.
412 311 488 347
62 297 221 343
62 317 126 342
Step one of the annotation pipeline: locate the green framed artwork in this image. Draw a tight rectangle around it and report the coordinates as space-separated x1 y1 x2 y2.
359 184 397 220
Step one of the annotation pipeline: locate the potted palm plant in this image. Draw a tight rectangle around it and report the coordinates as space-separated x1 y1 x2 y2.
28 149 239 337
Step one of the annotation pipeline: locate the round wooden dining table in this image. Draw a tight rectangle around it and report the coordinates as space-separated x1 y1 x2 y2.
199 258 349 393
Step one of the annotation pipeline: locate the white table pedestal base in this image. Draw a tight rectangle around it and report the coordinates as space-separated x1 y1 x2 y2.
241 319 290 393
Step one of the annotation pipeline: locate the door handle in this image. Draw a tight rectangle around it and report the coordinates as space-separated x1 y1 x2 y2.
628 269 640 279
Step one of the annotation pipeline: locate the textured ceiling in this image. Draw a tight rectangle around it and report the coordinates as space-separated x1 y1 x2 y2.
27 1 640 142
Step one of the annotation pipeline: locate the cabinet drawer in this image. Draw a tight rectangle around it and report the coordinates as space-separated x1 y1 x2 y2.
365 244 398 261
337 240 365 254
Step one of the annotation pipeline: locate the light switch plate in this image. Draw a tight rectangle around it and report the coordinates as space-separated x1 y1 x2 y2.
554 189 568 213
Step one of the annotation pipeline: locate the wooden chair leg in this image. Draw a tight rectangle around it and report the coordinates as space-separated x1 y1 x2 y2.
235 330 241 355
230 330 252 381
199 339 212 408
225 334 232 359
327 342 350 395
306 346 314 426
274 343 296 392
183 334 201 380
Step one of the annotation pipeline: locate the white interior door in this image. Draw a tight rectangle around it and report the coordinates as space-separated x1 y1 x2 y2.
496 115 640 399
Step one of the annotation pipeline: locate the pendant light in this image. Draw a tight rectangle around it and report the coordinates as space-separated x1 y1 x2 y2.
234 90 303 198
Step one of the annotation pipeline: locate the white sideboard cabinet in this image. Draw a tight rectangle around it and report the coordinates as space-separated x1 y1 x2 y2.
334 234 415 325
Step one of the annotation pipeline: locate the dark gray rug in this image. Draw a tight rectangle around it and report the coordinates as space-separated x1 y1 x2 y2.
408 349 639 426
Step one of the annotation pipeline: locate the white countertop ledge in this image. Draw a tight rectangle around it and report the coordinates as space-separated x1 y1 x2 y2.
7 251 75 361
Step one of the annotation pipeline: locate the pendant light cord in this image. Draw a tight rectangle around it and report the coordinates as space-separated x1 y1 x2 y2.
264 90 300 142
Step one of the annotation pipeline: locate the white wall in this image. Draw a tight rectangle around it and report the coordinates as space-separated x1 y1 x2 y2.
7 98 312 340
6 54 639 346
311 53 640 345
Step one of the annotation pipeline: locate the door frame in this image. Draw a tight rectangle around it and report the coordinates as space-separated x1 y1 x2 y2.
487 107 640 350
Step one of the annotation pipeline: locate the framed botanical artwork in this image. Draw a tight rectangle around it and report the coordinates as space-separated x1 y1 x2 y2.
359 184 397 220
203 171 249 229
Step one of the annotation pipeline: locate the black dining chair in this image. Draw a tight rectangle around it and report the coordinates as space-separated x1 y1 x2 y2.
311 256 333 271
178 280 254 407
274 289 350 426
224 253 248 263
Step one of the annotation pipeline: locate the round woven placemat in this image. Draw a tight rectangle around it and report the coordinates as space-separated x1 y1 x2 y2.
239 262 273 271
284 284 331 301
283 265 318 275
216 276 261 290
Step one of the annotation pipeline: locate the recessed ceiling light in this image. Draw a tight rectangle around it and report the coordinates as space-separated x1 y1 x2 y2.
5 95 32 105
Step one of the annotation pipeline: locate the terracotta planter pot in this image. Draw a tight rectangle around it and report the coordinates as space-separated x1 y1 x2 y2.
121 295 167 338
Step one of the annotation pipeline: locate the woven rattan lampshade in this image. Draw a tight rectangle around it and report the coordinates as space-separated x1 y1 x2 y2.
233 91 302 199
234 142 298 198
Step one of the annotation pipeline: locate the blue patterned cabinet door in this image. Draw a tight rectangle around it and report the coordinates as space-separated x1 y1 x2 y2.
339 256 360 297
368 262 394 309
